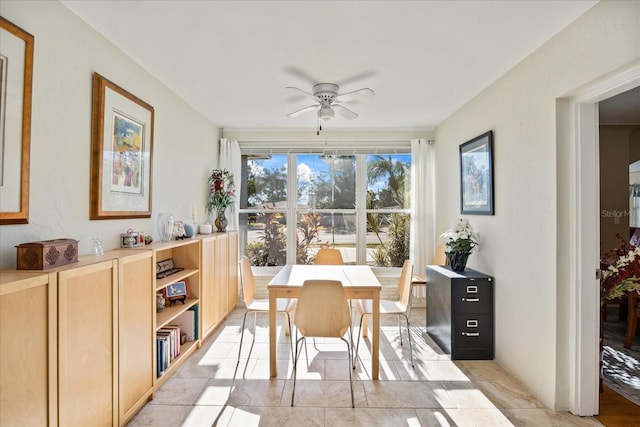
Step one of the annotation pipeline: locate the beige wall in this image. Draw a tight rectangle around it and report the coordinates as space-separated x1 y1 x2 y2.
600 125 640 254
434 1 639 410
0 1 220 268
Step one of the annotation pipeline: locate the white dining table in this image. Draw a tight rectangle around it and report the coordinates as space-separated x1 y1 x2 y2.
268 264 382 379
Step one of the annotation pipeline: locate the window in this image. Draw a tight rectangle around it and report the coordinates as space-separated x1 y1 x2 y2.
239 151 411 267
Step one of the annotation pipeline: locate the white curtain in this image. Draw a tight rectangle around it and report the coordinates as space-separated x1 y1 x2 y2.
219 138 241 230
410 138 435 296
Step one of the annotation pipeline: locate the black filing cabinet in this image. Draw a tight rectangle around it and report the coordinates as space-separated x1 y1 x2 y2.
426 265 494 359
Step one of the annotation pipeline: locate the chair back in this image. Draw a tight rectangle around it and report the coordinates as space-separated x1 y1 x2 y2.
397 259 414 310
239 257 256 305
315 248 344 265
434 244 447 265
294 280 351 338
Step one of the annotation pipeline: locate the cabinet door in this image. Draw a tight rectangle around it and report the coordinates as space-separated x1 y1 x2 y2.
201 236 217 337
58 261 117 427
215 233 229 321
118 251 154 425
0 272 53 426
227 231 238 313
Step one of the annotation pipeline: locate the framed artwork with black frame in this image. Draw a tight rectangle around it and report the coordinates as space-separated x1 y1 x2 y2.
459 131 494 215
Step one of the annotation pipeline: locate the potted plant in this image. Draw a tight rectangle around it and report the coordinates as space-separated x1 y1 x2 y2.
206 168 235 232
601 238 640 303
598 237 640 391
438 218 479 271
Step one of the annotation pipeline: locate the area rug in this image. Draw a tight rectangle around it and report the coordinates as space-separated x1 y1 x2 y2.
602 306 640 407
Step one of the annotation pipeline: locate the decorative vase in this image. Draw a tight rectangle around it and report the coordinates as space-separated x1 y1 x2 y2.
156 292 165 313
156 212 175 242
215 208 228 232
446 251 471 272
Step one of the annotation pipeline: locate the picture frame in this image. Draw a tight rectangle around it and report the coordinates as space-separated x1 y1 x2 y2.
90 72 154 219
163 280 188 306
459 131 494 215
0 18 34 225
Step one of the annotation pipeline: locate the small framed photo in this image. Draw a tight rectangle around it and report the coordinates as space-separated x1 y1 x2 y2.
460 131 494 215
164 280 187 306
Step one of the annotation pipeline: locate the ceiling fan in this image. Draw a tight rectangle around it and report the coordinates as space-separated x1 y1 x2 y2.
285 83 374 126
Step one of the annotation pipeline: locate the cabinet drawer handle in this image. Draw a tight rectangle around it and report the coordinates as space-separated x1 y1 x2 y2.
466 285 478 293
462 297 480 302
462 332 480 337
466 320 478 328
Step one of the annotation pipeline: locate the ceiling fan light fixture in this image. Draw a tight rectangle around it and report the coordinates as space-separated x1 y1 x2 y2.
318 106 334 121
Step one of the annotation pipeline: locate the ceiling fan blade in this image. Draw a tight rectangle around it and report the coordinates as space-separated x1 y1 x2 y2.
334 87 374 103
333 104 359 120
335 70 377 87
286 86 318 101
284 66 320 86
286 104 319 118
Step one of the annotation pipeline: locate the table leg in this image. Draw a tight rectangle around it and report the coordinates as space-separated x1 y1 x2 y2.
269 289 277 378
362 314 369 338
372 290 380 380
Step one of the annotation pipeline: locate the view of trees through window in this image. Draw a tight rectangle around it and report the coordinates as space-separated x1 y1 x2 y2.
239 152 411 267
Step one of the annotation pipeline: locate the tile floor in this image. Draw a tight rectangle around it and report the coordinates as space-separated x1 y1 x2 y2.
128 307 602 426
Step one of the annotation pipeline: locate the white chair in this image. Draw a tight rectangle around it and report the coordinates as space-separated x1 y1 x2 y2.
291 279 354 407
236 258 296 370
353 259 415 368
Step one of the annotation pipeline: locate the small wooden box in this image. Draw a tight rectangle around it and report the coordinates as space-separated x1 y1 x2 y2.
16 239 79 270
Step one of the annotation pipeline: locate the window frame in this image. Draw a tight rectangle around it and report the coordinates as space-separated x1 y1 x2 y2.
239 148 412 269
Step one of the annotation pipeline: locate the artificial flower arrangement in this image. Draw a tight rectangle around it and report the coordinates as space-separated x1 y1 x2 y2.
206 168 235 214
439 218 479 254
600 236 640 304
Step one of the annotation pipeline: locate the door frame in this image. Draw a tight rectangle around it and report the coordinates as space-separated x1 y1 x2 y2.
566 59 640 416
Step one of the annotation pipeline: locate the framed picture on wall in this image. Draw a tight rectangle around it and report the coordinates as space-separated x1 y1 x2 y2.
460 131 494 215
90 72 154 219
0 17 34 225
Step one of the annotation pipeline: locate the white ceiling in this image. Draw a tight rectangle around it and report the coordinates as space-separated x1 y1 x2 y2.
60 0 600 131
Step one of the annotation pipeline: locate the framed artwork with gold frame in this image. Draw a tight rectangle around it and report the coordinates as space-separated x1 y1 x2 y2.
0 17 34 225
90 72 154 219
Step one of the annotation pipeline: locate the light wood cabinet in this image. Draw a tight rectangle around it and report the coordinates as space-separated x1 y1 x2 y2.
199 232 238 340
58 259 117 427
117 250 154 425
200 234 219 338
227 231 239 313
0 270 56 427
0 234 235 425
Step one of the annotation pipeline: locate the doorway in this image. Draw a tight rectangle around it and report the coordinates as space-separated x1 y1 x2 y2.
564 59 640 416
598 87 640 411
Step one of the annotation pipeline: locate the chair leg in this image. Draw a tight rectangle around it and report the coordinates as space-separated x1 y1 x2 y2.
291 336 305 407
398 315 403 346
236 311 251 367
402 313 415 367
341 337 355 408
353 314 365 369
624 311 638 349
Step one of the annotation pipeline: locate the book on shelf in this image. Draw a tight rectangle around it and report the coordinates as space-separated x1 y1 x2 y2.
190 305 199 340
158 325 181 359
156 335 170 377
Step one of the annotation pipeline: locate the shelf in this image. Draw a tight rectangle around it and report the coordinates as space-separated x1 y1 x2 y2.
155 268 198 292
155 340 199 388
156 298 198 329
